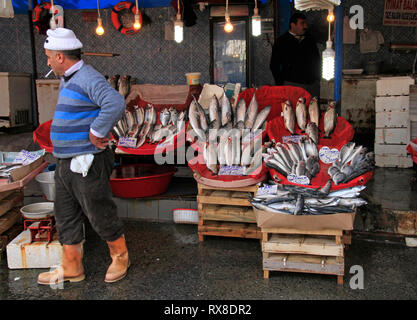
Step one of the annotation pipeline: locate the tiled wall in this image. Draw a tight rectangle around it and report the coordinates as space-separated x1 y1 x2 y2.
2 1 416 86
0 2 275 86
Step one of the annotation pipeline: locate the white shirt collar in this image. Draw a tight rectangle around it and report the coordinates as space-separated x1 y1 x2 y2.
64 60 84 76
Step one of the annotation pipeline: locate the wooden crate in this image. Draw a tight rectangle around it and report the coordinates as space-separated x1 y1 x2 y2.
261 228 346 285
197 183 262 241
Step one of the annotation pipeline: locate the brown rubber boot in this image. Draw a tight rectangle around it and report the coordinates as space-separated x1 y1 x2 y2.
38 242 85 285
105 235 130 283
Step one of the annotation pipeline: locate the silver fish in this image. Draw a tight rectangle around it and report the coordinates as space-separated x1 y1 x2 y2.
323 101 338 138
189 100 207 142
208 95 221 125
150 127 170 143
298 140 308 161
308 97 320 128
236 98 247 129
328 186 366 198
344 146 363 166
127 123 140 138
305 122 319 145
295 97 307 132
177 110 187 132
118 75 130 98
112 126 122 140
136 121 151 148
339 142 356 165
109 74 120 90
288 142 302 162
244 92 258 129
332 171 347 185
252 106 271 131
296 160 306 176
282 100 296 134
125 110 135 130
220 92 232 127
294 194 304 215
160 108 171 127
304 139 318 157
338 198 367 207
169 107 178 125
225 138 233 167
134 106 144 127
117 119 127 136
241 143 253 166
319 179 332 195
217 134 228 166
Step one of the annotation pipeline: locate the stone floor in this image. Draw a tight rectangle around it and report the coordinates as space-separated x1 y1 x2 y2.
0 130 416 301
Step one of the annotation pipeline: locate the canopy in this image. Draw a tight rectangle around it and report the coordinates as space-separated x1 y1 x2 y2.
11 0 173 14
12 0 268 15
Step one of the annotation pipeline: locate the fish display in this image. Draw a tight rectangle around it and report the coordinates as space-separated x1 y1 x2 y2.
323 101 338 138
118 75 131 98
263 138 320 183
188 91 272 175
250 181 367 215
111 104 187 148
327 142 375 185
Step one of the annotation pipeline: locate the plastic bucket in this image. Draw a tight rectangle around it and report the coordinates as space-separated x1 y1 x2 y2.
35 171 55 201
185 72 201 85
20 202 54 219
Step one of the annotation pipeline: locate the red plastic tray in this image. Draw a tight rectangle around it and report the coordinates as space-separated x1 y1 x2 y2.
187 153 268 188
110 163 176 198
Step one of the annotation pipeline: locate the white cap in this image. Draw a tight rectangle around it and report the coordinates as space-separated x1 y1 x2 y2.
44 28 83 51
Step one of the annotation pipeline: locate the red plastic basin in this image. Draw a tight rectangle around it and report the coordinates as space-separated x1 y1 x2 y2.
110 163 176 198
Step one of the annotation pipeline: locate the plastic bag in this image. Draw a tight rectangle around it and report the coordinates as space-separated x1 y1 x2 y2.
0 0 14 18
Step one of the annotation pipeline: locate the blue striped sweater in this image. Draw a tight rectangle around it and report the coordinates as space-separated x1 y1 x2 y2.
50 64 125 158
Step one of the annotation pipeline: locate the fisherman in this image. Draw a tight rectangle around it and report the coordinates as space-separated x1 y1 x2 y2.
38 28 130 285
270 12 321 98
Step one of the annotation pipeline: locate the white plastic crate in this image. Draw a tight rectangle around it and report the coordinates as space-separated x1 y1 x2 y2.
375 154 413 168
375 96 409 113
375 128 410 145
374 144 408 156
376 76 414 96
375 111 410 128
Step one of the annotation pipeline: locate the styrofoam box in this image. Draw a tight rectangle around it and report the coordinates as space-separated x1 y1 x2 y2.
374 144 408 156
375 96 409 112
375 154 413 168
375 111 410 128
375 128 410 144
376 76 414 96
7 229 63 269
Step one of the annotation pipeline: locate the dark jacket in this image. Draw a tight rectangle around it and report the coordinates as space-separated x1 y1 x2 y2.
270 32 321 85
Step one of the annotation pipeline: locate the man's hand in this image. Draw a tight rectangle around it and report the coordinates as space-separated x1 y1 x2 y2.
89 131 109 150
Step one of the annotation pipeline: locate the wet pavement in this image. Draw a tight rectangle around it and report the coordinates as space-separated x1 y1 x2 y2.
0 220 416 300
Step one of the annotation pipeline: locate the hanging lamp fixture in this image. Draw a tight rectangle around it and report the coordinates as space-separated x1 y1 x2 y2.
322 8 335 80
224 0 233 33
95 0 104 36
133 0 141 30
174 0 184 43
251 0 261 36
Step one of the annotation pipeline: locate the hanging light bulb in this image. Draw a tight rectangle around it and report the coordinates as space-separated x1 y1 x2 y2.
224 0 233 33
133 0 141 30
95 0 104 36
327 9 335 23
96 17 104 36
174 0 183 43
322 7 335 80
251 0 261 37
322 40 335 81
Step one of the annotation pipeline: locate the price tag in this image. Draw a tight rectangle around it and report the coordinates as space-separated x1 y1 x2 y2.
256 184 278 196
118 137 137 148
283 135 304 144
287 173 310 185
319 146 339 164
13 150 41 166
218 165 245 176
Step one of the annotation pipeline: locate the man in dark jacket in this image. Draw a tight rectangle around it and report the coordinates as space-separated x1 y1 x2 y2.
270 12 321 97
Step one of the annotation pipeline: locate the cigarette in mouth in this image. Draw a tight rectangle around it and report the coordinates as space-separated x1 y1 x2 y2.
45 69 53 78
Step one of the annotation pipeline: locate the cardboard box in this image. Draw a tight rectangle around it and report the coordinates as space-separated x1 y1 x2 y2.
374 143 408 156
253 207 356 231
